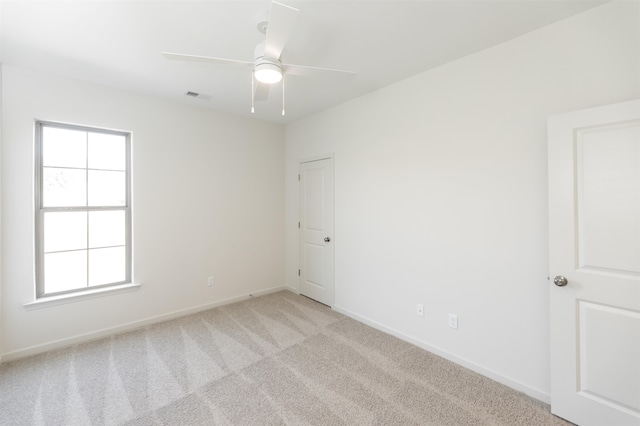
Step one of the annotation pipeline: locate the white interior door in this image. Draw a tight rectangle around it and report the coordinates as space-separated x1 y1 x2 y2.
299 157 334 306
548 99 640 426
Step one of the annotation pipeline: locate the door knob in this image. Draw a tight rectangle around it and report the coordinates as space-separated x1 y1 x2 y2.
553 276 568 287
324 237 331 242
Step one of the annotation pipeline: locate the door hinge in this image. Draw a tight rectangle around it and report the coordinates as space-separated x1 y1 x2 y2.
298 174 300 181
298 221 300 229
298 269 300 276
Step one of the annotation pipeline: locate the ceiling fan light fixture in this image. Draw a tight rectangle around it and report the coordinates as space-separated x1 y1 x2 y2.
254 62 282 84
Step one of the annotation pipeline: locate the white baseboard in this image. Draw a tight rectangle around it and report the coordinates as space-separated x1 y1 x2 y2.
283 285 299 294
1 285 287 363
2 286 550 405
332 304 551 405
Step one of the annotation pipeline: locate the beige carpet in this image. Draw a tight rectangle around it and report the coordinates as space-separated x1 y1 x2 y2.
0 291 569 425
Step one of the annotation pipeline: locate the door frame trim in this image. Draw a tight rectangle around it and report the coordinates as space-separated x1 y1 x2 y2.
299 153 334 164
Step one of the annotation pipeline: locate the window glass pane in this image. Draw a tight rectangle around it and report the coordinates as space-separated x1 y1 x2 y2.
37 122 132 297
42 127 86 168
44 212 87 252
89 246 125 286
89 210 125 248
88 133 126 171
88 170 126 206
44 250 87 293
42 167 86 207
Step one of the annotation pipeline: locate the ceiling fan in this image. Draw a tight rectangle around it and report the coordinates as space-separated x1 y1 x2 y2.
162 1 356 115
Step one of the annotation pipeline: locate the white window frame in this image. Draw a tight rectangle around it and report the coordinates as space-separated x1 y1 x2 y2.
34 120 132 298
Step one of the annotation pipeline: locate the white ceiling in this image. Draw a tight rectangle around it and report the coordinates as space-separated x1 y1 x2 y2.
1 0 605 124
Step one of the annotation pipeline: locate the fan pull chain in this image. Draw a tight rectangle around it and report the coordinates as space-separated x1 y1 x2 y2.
251 73 255 114
282 74 285 116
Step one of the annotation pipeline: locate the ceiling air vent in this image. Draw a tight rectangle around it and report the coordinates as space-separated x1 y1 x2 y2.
184 91 212 101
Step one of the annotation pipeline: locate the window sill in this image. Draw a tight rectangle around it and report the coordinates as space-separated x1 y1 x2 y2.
23 282 142 310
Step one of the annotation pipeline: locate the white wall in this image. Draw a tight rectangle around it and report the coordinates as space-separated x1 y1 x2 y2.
1 65 284 357
285 1 640 402
0 64 3 362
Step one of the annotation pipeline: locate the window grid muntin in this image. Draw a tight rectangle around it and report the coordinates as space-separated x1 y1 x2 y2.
35 121 131 298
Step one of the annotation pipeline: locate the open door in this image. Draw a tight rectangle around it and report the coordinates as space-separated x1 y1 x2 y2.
548 99 640 425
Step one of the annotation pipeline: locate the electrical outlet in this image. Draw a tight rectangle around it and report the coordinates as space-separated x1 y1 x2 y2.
416 304 424 317
448 314 458 329
207 276 214 287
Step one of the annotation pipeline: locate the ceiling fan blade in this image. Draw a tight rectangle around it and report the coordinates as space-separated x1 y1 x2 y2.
253 81 270 102
283 63 357 79
162 52 253 68
263 2 299 61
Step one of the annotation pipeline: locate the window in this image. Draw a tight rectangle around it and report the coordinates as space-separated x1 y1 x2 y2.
35 121 131 298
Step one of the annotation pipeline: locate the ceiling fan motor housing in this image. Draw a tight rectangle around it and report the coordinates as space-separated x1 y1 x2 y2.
254 41 283 83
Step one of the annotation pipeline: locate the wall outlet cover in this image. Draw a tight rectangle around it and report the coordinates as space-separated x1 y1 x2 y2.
448 314 458 329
